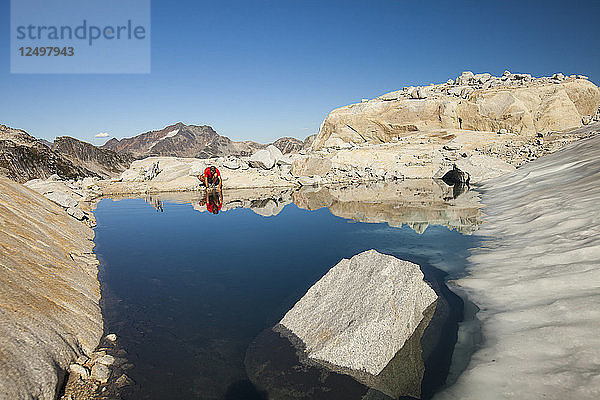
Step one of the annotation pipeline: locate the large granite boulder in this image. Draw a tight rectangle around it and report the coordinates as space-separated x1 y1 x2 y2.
279 249 437 375
290 155 332 177
313 74 600 149
249 148 276 169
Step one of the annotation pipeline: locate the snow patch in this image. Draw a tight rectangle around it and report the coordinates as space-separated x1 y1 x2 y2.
164 129 180 139
149 129 180 150
435 135 600 400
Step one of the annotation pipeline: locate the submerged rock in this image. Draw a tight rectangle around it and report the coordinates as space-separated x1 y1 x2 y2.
247 302 436 400
279 250 438 376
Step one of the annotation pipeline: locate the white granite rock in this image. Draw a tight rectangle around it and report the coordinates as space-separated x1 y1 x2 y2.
44 191 78 209
91 363 110 383
279 250 437 375
69 364 89 380
266 145 284 163
249 149 276 169
66 207 85 221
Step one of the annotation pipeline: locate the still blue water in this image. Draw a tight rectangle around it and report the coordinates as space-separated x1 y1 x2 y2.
93 198 478 400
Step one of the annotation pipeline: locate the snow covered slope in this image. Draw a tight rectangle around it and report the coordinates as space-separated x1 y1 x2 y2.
436 135 600 399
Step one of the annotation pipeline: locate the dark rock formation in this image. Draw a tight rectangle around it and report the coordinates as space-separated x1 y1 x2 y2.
0 125 96 183
441 164 470 186
272 137 304 154
38 139 53 148
303 134 317 150
52 136 133 178
102 122 265 159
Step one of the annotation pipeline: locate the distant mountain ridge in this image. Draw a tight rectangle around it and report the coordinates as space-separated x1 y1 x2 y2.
102 122 312 158
52 136 133 178
0 125 96 183
1 122 312 183
102 122 267 159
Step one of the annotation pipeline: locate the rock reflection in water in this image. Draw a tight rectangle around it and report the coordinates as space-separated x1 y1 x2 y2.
134 179 481 234
144 194 164 212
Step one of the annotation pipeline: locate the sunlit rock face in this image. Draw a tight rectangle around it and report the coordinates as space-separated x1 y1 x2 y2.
279 250 437 376
0 177 102 400
313 74 600 150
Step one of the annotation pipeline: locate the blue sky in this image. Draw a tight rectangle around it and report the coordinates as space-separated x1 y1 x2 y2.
1 0 599 144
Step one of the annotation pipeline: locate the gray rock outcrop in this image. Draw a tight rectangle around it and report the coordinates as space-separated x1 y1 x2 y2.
279 250 437 375
52 136 133 179
272 137 304 154
0 125 96 183
0 177 103 400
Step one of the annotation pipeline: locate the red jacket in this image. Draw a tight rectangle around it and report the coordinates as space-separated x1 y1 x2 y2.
204 167 220 183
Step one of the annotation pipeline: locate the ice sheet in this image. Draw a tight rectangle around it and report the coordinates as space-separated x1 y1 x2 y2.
435 135 600 399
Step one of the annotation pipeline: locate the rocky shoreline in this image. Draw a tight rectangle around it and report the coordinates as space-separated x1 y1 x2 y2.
0 177 103 400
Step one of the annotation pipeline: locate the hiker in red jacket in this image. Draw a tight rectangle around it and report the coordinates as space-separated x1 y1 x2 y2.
201 165 222 214
202 165 222 191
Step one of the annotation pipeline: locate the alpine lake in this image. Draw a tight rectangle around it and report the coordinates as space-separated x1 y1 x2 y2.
92 180 482 400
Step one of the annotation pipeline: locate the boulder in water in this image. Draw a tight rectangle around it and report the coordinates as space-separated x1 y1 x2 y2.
279 249 437 375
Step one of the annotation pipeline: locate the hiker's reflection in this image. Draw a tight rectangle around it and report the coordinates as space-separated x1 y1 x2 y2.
206 189 222 214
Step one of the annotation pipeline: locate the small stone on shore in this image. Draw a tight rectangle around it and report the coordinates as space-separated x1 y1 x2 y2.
91 364 110 384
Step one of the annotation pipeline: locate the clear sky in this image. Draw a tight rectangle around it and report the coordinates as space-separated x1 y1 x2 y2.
1 0 599 144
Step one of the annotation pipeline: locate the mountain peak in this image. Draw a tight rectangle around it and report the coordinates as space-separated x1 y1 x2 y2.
101 123 262 159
